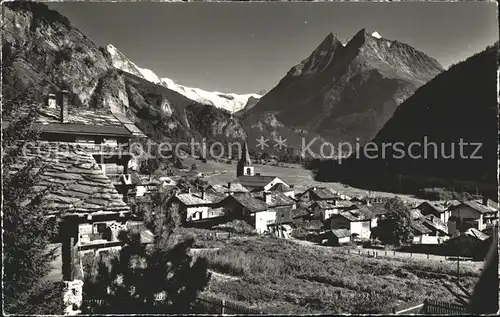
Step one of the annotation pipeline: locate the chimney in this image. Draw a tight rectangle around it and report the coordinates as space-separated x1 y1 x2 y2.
201 187 205 200
60 90 69 123
312 186 317 191
263 191 271 204
366 198 371 206
483 196 488 206
227 182 232 195
47 93 57 109
188 188 192 195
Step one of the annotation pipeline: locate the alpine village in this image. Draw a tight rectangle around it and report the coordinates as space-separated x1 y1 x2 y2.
2 2 499 316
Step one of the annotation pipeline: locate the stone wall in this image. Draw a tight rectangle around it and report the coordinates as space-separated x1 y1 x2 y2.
63 279 83 315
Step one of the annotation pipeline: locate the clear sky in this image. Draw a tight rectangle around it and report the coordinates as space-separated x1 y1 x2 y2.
47 1 498 94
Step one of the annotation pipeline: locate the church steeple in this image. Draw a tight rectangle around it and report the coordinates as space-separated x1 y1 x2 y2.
237 140 254 177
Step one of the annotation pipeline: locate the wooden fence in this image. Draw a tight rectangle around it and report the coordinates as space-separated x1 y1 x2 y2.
192 294 263 314
423 299 468 314
83 294 263 314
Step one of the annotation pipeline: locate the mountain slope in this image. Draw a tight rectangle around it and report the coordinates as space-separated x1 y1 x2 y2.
2 2 248 156
107 44 261 113
245 29 444 146
315 43 498 190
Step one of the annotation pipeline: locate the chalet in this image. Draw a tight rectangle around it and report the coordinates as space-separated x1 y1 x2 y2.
221 191 295 233
11 142 153 281
444 228 490 259
325 208 373 241
308 200 356 221
237 175 288 192
416 201 451 224
319 229 352 246
221 193 270 233
171 190 216 222
33 91 147 185
447 198 498 234
297 186 338 202
268 182 295 199
410 221 433 244
355 202 388 228
258 191 295 224
310 201 338 220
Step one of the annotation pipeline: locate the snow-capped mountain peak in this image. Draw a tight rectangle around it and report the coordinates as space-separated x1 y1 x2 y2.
106 44 261 113
371 31 382 39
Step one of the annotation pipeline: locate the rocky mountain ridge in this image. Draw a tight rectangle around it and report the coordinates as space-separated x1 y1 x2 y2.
245 29 444 146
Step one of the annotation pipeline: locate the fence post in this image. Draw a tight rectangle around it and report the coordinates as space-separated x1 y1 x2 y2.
359 249 361 255
393 251 396 256
221 298 225 315
385 250 387 256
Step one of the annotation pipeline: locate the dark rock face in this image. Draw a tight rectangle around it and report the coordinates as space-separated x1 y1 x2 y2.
315 43 498 188
245 29 443 146
2 2 247 151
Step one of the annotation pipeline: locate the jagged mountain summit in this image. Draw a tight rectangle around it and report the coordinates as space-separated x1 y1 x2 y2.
244 29 444 146
107 44 261 114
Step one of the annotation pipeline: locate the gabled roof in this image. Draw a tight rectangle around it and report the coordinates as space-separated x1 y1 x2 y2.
312 200 335 210
262 192 295 208
335 200 356 208
269 183 291 192
237 175 278 188
292 208 310 219
421 215 448 234
10 142 130 216
330 229 351 239
464 228 489 241
35 123 131 137
209 182 248 193
226 193 268 213
417 201 446 213
302 187 337 200
410 220 432 235
459 200 498 214
174 193 212 206
410 208 424 219
356 203 388 216
35 105 146 138
332 208 373 222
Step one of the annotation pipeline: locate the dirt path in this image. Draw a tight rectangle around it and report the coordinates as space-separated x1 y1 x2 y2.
208 270 240 281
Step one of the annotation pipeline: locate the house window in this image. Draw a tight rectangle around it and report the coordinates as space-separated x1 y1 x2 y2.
246 168 252 175
192 211 203 221
92 223 112 241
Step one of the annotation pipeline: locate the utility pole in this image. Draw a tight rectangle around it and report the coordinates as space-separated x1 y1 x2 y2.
457 214 461 284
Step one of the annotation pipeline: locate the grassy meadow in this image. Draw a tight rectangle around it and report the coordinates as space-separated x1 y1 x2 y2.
187 234 481 314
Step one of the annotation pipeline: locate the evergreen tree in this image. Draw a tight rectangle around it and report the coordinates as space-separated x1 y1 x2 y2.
83 192 210 313
2 86 64 314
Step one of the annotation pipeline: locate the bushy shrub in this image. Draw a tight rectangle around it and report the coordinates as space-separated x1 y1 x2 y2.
290 228 309 240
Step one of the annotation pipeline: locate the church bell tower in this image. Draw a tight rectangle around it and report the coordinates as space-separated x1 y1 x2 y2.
237 141 254 177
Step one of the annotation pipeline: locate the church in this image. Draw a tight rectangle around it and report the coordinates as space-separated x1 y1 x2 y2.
236 141 289 192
